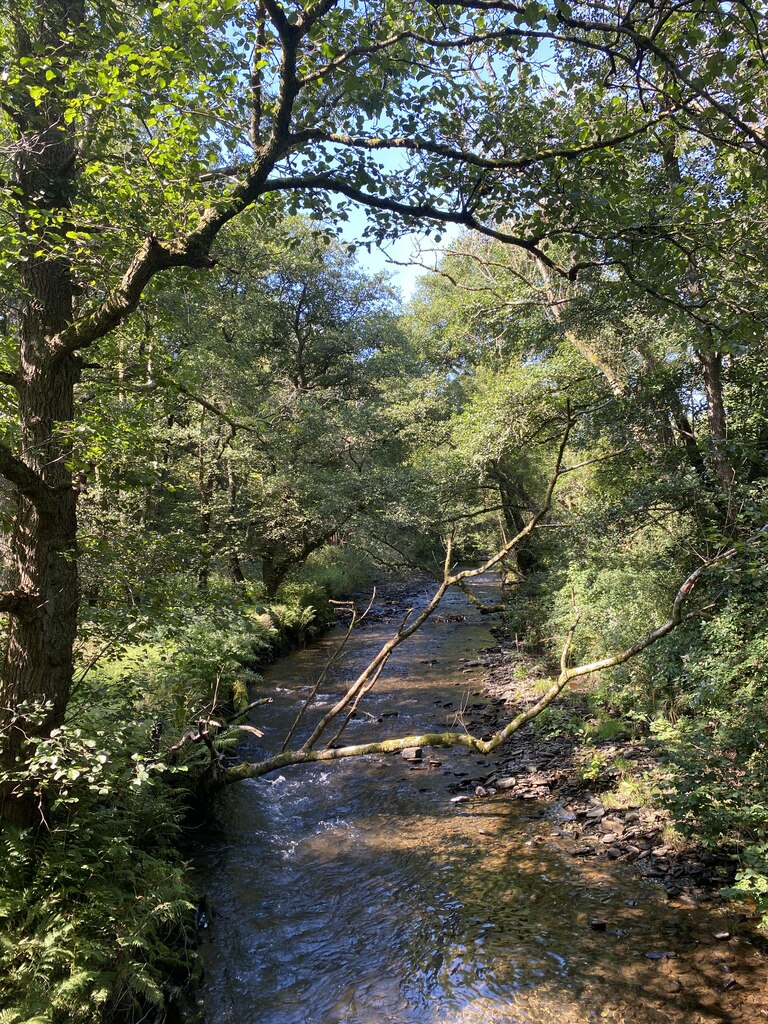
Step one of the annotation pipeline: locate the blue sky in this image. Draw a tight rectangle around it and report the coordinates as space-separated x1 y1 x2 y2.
334 204 460 304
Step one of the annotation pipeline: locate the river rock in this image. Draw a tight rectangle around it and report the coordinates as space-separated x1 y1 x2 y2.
401 747 423 761
495 777 516 790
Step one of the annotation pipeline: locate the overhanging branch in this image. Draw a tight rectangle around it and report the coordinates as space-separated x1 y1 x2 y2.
264 173 557 268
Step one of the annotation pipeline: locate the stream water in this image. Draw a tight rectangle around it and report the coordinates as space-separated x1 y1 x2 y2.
193 576 767 1024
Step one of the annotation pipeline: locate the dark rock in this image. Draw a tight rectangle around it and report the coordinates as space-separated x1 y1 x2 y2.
590 919 608 931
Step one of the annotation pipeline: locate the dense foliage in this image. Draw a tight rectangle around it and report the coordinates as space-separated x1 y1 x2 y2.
2 0 768 1018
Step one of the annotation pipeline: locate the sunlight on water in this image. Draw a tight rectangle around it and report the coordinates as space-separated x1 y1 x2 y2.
194 580 766 1024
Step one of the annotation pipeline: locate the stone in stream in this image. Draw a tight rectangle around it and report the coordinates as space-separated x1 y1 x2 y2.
495 777 516 790
401 747 423 761
553 807 577 822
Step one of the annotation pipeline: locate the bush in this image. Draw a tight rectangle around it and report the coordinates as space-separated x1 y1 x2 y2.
0 715 197 1024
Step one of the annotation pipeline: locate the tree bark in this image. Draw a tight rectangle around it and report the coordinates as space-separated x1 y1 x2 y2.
0 2 83 822
696 347 733 491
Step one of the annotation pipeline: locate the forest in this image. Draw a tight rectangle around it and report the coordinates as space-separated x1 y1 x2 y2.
1 0 767 1020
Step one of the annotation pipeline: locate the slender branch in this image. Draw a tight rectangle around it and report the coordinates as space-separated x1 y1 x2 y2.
173 383 267 436
280 590 376 752
264 173 557 268
289 116 668 173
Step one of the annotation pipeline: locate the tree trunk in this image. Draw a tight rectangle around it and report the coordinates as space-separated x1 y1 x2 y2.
0 1 83 823
697 348 734 492
261 555 286 600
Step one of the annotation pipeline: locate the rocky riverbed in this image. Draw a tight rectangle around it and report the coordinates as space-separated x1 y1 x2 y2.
426 630 748 909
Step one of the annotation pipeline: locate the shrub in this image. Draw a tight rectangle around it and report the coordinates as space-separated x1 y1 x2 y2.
0 716 197 1024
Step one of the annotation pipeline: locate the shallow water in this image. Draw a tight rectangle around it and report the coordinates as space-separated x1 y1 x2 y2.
193 577 767 1024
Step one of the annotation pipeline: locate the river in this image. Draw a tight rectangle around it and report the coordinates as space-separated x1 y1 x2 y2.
193 575 766 1024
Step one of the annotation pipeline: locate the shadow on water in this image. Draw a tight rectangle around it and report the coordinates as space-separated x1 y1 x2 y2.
192 577 768 1024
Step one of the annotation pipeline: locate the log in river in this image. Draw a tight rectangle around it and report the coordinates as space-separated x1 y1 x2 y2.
193 575 767 1024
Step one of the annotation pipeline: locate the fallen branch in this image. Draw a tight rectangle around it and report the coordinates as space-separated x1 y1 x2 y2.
294 408 575 754
221 546 735 787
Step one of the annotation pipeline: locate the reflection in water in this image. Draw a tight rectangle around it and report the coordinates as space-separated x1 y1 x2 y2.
193 579 766 1024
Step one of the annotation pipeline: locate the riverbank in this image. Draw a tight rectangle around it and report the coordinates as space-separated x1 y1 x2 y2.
446 624 759 920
